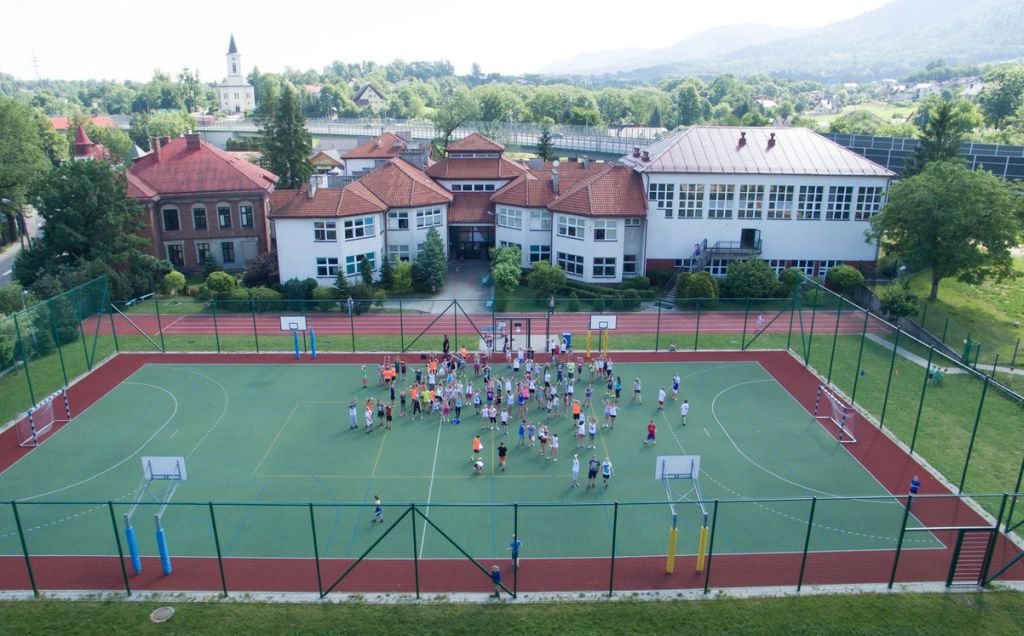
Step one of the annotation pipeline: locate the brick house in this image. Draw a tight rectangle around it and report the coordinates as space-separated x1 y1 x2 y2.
126 133 278 273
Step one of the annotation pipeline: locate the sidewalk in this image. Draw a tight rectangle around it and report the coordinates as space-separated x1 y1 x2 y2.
865 333 1023 378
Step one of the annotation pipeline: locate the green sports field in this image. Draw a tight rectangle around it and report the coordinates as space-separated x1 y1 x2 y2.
0 361 940 564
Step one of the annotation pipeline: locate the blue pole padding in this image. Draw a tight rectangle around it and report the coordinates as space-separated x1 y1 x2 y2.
310 327 317 359
155 517 172 575
293 329 300 360
125 521 141 574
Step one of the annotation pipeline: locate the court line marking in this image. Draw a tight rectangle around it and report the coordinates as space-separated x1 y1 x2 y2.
18 382 179 502
417 419 445 559
253 402 300 476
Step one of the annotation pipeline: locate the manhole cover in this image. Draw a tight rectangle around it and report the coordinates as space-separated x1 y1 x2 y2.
150 606 175 623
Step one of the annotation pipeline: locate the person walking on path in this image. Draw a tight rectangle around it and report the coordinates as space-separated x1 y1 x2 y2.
490 565 503 598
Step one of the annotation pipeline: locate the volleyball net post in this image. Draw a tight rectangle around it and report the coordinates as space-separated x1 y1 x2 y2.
656 455 708 573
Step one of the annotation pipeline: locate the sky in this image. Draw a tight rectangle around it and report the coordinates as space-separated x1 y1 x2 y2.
1 0 893 82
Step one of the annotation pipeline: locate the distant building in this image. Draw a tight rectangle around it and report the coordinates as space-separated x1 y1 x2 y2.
126 133 278 273
71 126 110 162
309 149 344 174
219 35 255 114
353 84 386 112
341 132 428 176
48 116 116 133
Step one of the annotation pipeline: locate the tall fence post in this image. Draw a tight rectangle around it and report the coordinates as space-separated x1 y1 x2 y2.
806 286 821 368
694 299 702 351
910 346 936 453
607 502 618 597
654 303 661 353
888 495 913 589
309 503 324 597
1006 456 1024 532
1012 337 1019 367
920 302 929 330
703 500 719 595
11 502 38 597
250 299 260 353
826 300 843 384
107 501 132 596
208 502 228 597
797 497 817 591
71 286 91 368
941 317 949 345
786 293 797 352
12 316 36 408
109 305 120 352
740 297 750 350
399 299 405 353
349 303 356 353
453 299 459 352
850 307 871 404
47 302 69 387
880 328 901 429
958 376 991 494
155 299 166 352
513 503 519 597
211 301 221 353
410 503 420 599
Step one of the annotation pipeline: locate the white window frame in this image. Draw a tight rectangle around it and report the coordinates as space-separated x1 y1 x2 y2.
530 210 552 231
737 185 764 220
593 220 617 241
240 203 254 228
415 207 442 229
706 259 729 277
529 244 551 263
556 251 584 277
192 206 208 230
592 256 616 278
795 259 816 276
855 186 885 221
557 216 585 240
217 204 232 229
623 254 638 276
767 185 795 220
497 206 523 229
624 217 642 227
316 256 340 277
707 184 734 220
818 260 843 279
648 182 675 216
499 240 522 253
344 216 375 240
314 221 337 242
345 252 376 275
162 207 180 232
388 244 411 262
678 185 704 219
388 211 409 230
826 186 854 221
797 186 824 220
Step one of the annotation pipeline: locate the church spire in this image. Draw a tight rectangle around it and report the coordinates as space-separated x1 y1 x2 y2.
227 34 238 55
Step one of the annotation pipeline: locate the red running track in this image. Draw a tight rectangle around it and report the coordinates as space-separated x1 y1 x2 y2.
89 310 881 338
1 351 1020 595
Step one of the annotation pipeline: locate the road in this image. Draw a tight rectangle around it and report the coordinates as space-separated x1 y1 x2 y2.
0 210 39 286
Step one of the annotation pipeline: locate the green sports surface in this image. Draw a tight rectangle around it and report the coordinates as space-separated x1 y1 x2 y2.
0 361 941 562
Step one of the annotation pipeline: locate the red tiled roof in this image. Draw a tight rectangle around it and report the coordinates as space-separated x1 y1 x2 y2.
269 182 387 219
447 132 505 153
358 159 453 208
49 116 116 132
127 136 278 200
73 126 92 145
548 165 647 217
426 157 525 180
448 192 494 225
342 132 408 159
491 162 603 208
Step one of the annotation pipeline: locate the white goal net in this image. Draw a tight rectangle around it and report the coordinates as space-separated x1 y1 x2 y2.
17 389 71 447
814 385 856 443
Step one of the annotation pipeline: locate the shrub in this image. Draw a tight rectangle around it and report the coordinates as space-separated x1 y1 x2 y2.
312 285 341 311
194 284 211 301
593 296 607 312
249 286 283 311
674 272 690 299
161 270 186 295
622 289 642 310
876 253 900 279
243 252 279 288
206 271 237 299
227 287 251 302
877 284 919 319
619 276 650 291
566 292 581 312
527 261 567 296
647 268 674 288
826 264 865 293
722 258 778 299
282 277 318 310
778 267 804 289
683 272 719 299
201 257 223 279
378 256 394 290
392 261 413 294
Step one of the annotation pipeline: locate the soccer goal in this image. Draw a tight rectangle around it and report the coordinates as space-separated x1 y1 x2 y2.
814 384 857 444
17 388 71 447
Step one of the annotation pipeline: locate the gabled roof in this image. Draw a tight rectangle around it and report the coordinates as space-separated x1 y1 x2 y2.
354 83 384 101
73 125 92 146
621 126 894 177
426 156 525 180
548 165 647 217
358 159 453 208
491 161 605 208
310 148 343 163
447 133 505 153
126 136 278 201
269 182 387 219
448 192 494 225
342 132 408 160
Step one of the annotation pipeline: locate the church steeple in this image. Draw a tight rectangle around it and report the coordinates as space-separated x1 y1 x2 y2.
227 34 238 55
226 35 241 78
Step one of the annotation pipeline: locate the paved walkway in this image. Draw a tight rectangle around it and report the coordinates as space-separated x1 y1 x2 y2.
866 333 1023 379
399 260 490 313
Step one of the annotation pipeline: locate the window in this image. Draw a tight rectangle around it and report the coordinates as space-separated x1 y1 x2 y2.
345 252 375 275
451 184 463 192
314 221 337 241
196 242 211 264
624 217 642 227
706 259 729 277
557 216 585 239
623 254 637 276
344 216 374 239
221 242 235 263
497 207 522 229
556 251 584 276
592 257 616 278
316 257 339 277
648 182 674 215
388 211 409 230
530 210 551 231
240 204 254 228
674 258 694 270
767 186 795 220
388 244 410 262
768 259 788 276
529 244 550 263
166 243 184 266
795 259 816 276
678 185 704 219
737 185 764 220
826 186 854 221
818 260 843 279
415 207 442 229
797 186 824 220
855 186 885 221
499 240 521 253
162 208 180 232
217 205 232 229
593 220 617 241
192 206 208 230
707 184 734 220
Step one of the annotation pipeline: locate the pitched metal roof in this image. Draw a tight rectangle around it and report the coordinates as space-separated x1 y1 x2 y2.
621 126 895 177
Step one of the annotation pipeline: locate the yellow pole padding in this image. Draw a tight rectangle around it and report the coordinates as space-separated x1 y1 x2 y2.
665 526 678 574
602 330 609 355
696 525 709 572
586 330 592 358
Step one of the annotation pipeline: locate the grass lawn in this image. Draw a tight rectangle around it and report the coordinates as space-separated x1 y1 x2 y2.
893 259 1024 367
808 100 917 127
2 592 1023 635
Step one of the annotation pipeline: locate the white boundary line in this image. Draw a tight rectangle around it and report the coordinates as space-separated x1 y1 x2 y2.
417 419 444 558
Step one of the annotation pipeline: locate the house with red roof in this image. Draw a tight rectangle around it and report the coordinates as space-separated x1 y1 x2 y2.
48 116 116 133
270 158 452 283
341 132 428 177
71 126 111 162
126 133 278 273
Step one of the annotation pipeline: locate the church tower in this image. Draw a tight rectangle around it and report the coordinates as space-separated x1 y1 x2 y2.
219 34 255 114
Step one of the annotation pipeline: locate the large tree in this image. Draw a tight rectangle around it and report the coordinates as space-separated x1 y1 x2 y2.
411 228 447 292
868 161 1023 301
902 97 981 177
430 86 479 154
0 98 51 243
979 64 1024 128
259 84 312 189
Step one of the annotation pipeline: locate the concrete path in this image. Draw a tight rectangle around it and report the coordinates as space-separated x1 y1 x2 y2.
398 260 491 313
866 333 1023 379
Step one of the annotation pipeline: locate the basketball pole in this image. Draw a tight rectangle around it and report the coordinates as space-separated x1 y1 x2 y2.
665 512 678 574
696 517 709 572
586 330 592 359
